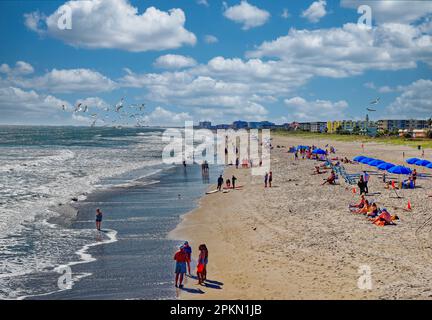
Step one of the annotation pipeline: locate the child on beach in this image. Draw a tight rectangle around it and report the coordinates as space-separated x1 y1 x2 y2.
183 241 192 275
174 246 188 288
95 208 103 231
197 244 209 285
264 172 269 188
226 179 231 189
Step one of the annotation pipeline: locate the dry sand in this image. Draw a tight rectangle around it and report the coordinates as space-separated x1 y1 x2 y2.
169 135 432 300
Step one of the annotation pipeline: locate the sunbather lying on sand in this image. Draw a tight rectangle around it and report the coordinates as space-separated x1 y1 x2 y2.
370 208 396 226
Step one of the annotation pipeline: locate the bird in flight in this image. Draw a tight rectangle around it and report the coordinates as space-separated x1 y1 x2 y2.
370 97 380 105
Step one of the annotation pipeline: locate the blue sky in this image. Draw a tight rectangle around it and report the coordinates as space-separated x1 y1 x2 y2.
0 0 431 126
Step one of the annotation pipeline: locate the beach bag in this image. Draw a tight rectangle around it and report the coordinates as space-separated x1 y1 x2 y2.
197 263 204 273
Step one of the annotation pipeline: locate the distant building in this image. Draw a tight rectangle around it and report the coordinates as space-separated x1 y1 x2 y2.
327 121 342 133
378 119 429 132
248 121 276 129
289 122 300 130
298 122 311 131
399 129 429 138
198 121 212 129
215 124 231 130
310 122 327 133
232 120 248 129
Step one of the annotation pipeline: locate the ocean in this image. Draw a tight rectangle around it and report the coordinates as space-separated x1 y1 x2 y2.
0 126 221 299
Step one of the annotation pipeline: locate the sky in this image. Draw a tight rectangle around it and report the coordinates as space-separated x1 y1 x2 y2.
0 0 431 126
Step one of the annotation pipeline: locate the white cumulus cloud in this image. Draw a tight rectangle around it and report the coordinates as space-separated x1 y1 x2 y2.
302 0 327 23
13 68 116 93
223 1 270 30
154 54 197 69
0 61 34 76
24 0 196 52
387 79 432 118
204 35 219 44
284 96 348 121
341 0 432 24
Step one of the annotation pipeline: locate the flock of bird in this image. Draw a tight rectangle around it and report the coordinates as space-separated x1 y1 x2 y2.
61 98 148 128
59 96 381 128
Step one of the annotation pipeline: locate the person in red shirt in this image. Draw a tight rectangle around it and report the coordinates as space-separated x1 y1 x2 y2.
174 246 188 288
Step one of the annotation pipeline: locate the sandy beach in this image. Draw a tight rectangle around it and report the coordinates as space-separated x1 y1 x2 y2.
170 134 432 300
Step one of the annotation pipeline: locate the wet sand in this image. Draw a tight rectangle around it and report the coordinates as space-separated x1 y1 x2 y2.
170 135 432 300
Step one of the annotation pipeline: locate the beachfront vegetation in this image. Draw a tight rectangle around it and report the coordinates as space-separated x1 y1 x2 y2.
271 129 432 149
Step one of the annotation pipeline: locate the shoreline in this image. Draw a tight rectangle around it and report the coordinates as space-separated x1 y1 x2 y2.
171 134 432 300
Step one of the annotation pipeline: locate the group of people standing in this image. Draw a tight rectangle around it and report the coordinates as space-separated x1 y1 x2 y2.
217 174 238 191
174 242 209 288
357 171 370 194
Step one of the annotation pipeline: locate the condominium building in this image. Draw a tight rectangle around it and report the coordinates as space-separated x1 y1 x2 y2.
377 119 429 132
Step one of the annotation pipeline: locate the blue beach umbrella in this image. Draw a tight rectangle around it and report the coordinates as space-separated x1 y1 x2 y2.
427 163 432 169
368 159 385 167
415 159 431 167
377 163 395 170
312 149 326 155
359 157 372 164
297 145 310 151
353 156 366 162
387 166 412 175
406 158 420 165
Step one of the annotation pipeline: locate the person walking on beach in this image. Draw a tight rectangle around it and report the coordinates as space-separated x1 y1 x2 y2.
183 241 192 275
95 208 103 231
268 172 273 187
264 172 269 188
358 175 366 195
217 175 224 191
236 157 239 169
197 244 209 285
363 171 370 194
174 246 188 288
232 175 237 189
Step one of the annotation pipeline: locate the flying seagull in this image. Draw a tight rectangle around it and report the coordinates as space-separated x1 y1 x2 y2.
74 103 82 112
115 98 124 112
366 108 377 112
370 98 380 105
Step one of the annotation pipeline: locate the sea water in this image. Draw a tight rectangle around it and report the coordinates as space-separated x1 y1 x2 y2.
0 126 220 299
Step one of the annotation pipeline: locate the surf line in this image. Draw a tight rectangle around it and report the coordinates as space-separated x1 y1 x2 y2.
15 228 118 300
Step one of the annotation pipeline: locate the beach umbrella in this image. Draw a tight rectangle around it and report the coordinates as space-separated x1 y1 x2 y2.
312 149 326 155
353 156 366 162
387 166 412 175
406 158 420 165
359 157 373 164
377 163 395 170
368 159 385 167
426 163 432 169
415 159 431 167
